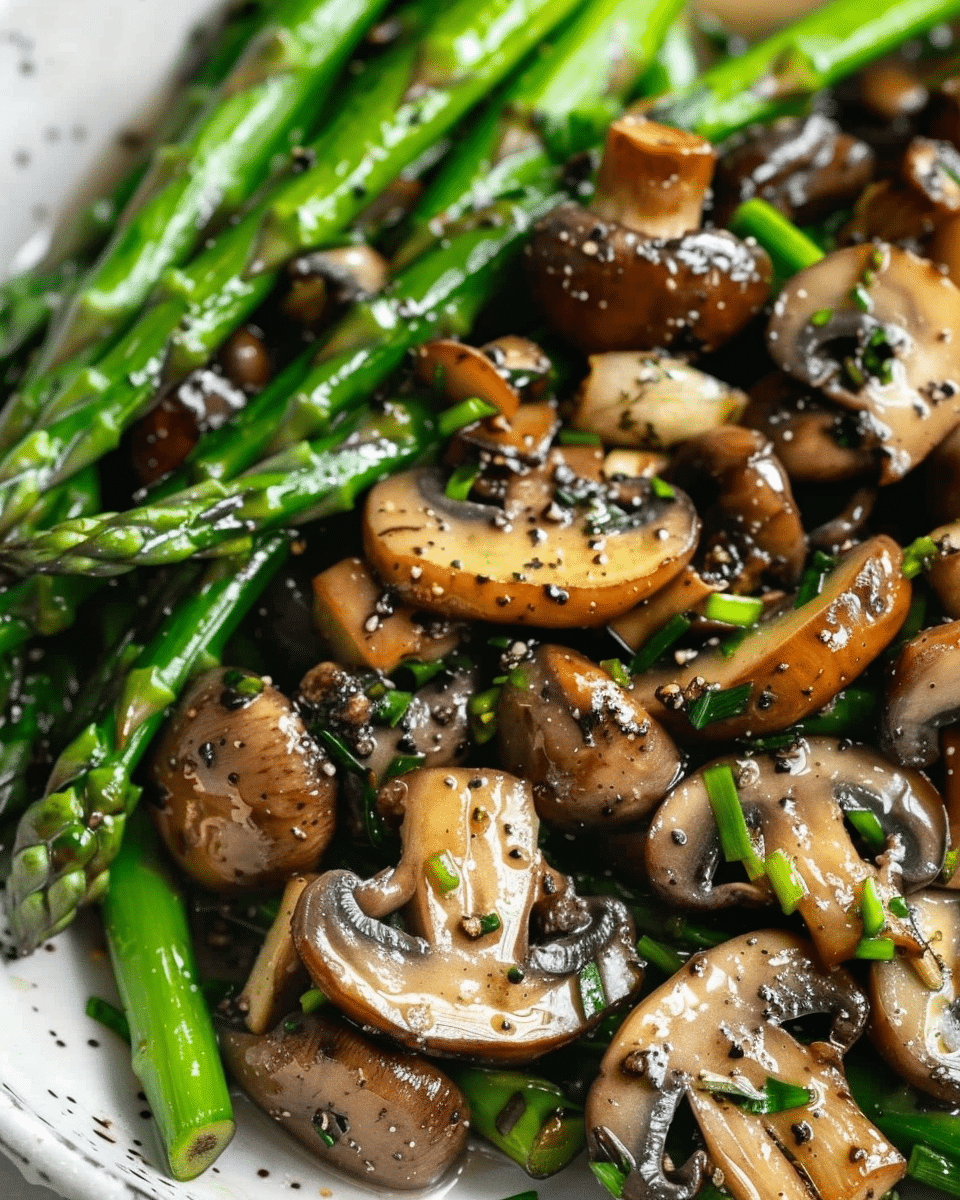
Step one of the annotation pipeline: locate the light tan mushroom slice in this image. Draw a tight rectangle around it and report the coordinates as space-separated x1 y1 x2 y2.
592 116 717 238
239 874 315 1035
586 931 905 1200
497 645 681 829
413 338 521 419
602 448 669 481
221 1011 469 1190
362 464 699 628
311 556 463 673
293 768 643 1061
608 565 720 652
572 352 747 449
882 619 960 768
871 889 960 1102
926 521 960 618
635 536 912 741
768 243 960 483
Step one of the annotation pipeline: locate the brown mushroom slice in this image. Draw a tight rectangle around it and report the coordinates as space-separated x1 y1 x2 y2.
592 117 717 239
603 448 669 481
644 738 945 967
497 645 681 829
151 668 336 893
449 400 560 472
881 619 960 768
526 203 772 356
413 339 521 420
586 930 905 1200
311 557 463 673
668 425 807 592
634 536 912 742
293 767 643 1061
239 874 315 1035
282 244 389 327
870 889 960 1103
481 335 552 398
926 422 960 522
807 485 877 557
362 463 699 628
221 1011 469 1189
767 244 960 483
925 520 960 617
861 60 928 123
572 353 747 449
841 178 940 246
742 373 875 484
607 565 720 653
901 137 960 216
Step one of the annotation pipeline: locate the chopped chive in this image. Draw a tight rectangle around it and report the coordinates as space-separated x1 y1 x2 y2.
794 550 837 608
445 462 481 501
479 911 501 935
600 658 632 688
578 961 607 1020
703 593 764 627
850 284 872 312
871 247 885 270
638 934 684 976
650 476 675 500
86 996 131 1045
374 689 413 727
843 356 866 388
944 848 959 884
688 683 753 730
697 1072 811 1114
801 686 875 736
765 849 806 915
702 764 765 880
908 1144 960 1195
312 1117 337 1148
469 686 501 744
591 1162 627 1199
299 987 327 1014
810 307 834 327
719 626 753 659
860 876 887 937
729 199 824 276
902 535 939 579
427 850 460 893
758 1077 814 1114
382 752 425 782
889 895 911 919
507 665 528 689
854 935 896 961
397 658 447 687
629 613 691 673
437 397 499 438
558 428 602 446
845 807 886 850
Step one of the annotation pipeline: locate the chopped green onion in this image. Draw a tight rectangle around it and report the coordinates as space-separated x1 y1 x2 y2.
374 689 413 727
794 551 837 608
757 1077 814 1115
397 658 448 687
902 536 939 579
427 850 460 893
854 936 896 961
591 1162 627 1198
850 284 872 312
479 912 502 935
312 1116 337 1147
86 996 131 1045
299 988 327 1014
702 763 765 880
650 476 676 500
600 658 632 688
860 876 887 937
729 199 825 277
688 683 753 730
810 307 834 326
558 428 602 446
382 752 425 782
469 686 501 744
578 961 607 1020
637 935 684 976
765 849 806 915
703 593 764 626
221 669 265 698
845 808 886 850
507 665 528 689
908 1145 960 1195
437 397 499 438
628 613 691 673
445 462 481 501
944 848 959 884
719 626 753 659
698 1072 811 1115
889 895 911 919
802 687 875 736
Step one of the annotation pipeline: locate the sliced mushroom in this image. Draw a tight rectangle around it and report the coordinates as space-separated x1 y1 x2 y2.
151 668 336 892
221 1011 469 1189
293 767 643 1061
881 619 960 767
927 520 960 617
413 340 522 420
281 244 389 328
448 400 560 477
860 60 928 123
901 136 960 216
572 353 747 449
635 536 912 742
926 422 960 522
497 645 682 829
645 738 945 966
219 326 271 393
238 873 315 1035
362 460 699 628
586 930 905 1200
607 565 721 654
841 178 938 247
927 212 960 288
807 486 877 556
667 425 806 592
870 889 960 1103
767 244 960 482
311 557 463 673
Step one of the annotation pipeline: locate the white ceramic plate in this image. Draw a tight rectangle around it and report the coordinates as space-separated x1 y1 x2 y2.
0 3 948 1199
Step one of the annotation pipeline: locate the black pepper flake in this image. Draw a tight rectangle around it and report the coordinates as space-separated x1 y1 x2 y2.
792 1121 813 1145
198 741 216 768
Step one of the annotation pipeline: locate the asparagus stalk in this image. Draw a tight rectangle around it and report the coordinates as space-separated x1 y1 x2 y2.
729 198 824 278
6 535 287 954
0 398 436 576
649 0 960 141
100 806 235 1180
392 0 684 266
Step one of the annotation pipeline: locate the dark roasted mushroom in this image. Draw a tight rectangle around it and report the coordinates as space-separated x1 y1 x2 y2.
497 645 681 828
293 767 643 1060
414 334 551 420
881 620 960 768
221 1011 469 1189
151 668 336 892
281 244 389 327
927 521 960 617
586 930 905 1200
645 738 945 968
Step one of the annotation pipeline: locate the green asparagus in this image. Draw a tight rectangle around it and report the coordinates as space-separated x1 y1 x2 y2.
7 536 287 954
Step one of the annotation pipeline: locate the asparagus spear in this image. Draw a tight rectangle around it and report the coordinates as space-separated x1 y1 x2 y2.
729 198 824 278
0 398 437 576
650 0 960 141
100 806 235 1180
6 535 287 954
